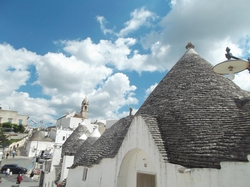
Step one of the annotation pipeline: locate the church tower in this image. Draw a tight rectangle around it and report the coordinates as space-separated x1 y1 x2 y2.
80 97 89 119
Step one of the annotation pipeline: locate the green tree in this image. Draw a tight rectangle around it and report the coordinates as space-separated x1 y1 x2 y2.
12 124 19 133
2 122 25 133
0 125 11 152
18 124 25 133
2 122 13 132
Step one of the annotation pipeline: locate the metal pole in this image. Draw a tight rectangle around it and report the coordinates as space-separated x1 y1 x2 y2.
35 131 39 157
31 120 43 158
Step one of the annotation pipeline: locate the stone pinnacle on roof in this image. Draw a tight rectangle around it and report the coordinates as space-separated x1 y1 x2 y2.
185 42 195 49
89 126 101 138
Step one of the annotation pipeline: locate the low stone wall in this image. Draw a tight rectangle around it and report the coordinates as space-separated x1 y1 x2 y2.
9 138 25 149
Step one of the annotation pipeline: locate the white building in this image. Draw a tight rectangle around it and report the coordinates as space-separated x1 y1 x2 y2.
63 43 250 187
41 97 114 187
25 130 54 157
47 97 91 170
0 107 29 126
56 98 89 130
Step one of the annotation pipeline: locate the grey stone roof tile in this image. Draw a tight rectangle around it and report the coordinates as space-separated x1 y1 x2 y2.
62 124 90 156
68 45 250 170
29 131 53 142
67 139 85 154
136 47 250 169
72 116 133 168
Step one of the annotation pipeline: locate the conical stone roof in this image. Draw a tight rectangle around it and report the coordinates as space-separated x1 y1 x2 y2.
61 124 90 156
71 116 134 168
136 44 250 169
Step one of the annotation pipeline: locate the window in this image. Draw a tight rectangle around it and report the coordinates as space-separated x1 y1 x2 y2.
8 118 12 123
62 136 65 140
82 167 88 181
18 119 23 125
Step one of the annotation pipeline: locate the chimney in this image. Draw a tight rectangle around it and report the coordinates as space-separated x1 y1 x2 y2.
129 107 133 116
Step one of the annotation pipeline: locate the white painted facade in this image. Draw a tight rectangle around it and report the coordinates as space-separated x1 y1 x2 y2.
42 128 74 187
60 155 74 181
66 116 250 187
54 129 73 144
56 112 82 130
81 119 97 132
42 120 98 187
48 129 57 141
42 169 56 187
56 111 97 133
26 139 54 157
52 144 63 168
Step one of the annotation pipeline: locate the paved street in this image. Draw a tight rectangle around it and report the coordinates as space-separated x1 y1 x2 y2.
0 146 40 187
0 173 39 187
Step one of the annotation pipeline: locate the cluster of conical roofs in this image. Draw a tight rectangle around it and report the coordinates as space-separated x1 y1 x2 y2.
63 43 250 170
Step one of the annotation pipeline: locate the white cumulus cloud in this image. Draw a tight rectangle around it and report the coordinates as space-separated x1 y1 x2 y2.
118 7 158 37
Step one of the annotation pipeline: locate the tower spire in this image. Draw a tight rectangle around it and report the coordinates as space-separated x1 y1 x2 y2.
80 97 89 119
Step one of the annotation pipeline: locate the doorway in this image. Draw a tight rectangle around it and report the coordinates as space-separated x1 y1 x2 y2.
137 172 156 187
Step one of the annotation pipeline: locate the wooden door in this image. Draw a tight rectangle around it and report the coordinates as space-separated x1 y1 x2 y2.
137 172 156 187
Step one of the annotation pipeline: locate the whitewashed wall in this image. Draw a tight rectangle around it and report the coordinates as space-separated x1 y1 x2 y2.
66 158 117 187
26 141 37 157
67 166 84 187
82 119 96 133
50 144 62 171
26 141 54 157
116 116 165 187
43 144 63 187
41 129 73 187
42 169 56 187
65 116 250 187
60 155 74 181
164 160 250 187
43 121 96 187
66 116 163 187
56 114 82 130
49 129 56 141
68 118 82 129
55 129 73 144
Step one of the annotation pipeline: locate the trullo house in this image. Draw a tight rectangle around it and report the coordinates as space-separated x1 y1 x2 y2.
63 43 250 187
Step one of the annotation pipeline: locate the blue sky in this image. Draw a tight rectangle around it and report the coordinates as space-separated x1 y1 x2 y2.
0 0 250 126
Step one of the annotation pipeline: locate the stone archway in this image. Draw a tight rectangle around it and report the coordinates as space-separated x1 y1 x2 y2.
117 148 156 187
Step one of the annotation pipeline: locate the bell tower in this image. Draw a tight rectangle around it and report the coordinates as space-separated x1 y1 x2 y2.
80 97 89 119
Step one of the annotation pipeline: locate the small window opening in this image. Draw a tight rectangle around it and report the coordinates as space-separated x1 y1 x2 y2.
82 167 88 181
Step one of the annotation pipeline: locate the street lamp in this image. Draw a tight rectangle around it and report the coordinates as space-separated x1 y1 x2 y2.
31 120 44 157
213 47 250 80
